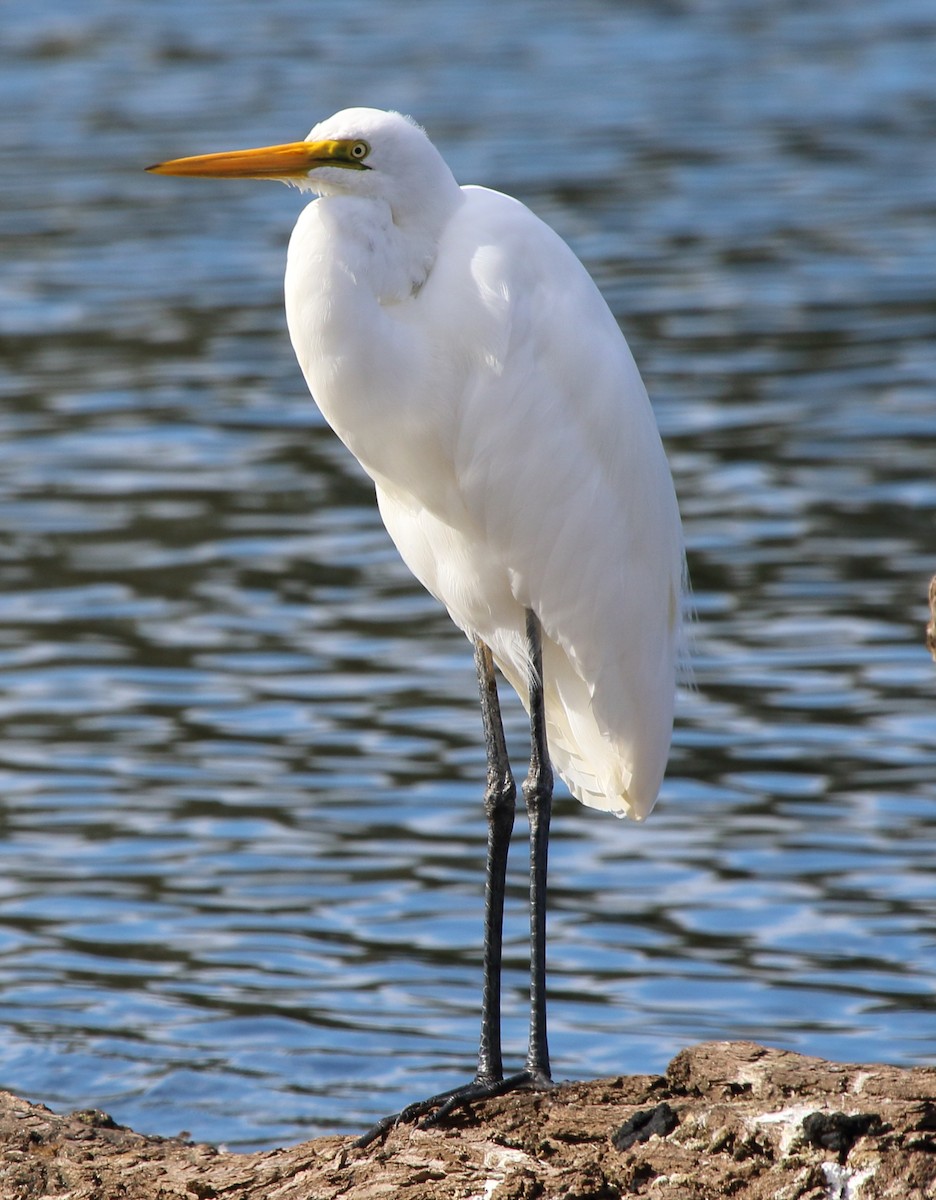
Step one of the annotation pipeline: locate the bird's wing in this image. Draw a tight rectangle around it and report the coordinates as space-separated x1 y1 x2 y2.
430 187 684 814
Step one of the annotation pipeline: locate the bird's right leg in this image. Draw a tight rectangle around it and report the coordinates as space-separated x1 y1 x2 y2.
354 639 516 1148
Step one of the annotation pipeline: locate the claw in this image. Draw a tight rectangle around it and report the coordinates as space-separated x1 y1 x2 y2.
353 1069 554 1149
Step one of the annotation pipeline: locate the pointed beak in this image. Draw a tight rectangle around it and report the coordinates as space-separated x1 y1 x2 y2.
146 139 368 180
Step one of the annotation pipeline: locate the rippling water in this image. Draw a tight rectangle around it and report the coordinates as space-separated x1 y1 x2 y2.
1 0 935 1151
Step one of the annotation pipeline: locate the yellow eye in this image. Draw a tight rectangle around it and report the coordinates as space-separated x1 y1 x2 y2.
350 141 369 160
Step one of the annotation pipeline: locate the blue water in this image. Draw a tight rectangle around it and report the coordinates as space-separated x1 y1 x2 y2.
1 0 935 1151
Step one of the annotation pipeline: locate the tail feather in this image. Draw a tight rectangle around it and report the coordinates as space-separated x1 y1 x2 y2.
494 635 663 823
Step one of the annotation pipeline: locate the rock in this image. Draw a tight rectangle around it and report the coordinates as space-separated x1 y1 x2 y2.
0 1042 932 1199
611 1101 680 1150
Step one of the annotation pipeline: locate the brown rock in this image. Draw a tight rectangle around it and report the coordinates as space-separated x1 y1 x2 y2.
0 1042 933 1199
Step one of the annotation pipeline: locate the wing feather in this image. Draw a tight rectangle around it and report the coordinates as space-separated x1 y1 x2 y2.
376 185 683 818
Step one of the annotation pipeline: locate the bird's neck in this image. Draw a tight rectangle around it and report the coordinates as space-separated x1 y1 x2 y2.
286 193 453 469
314 188 461 305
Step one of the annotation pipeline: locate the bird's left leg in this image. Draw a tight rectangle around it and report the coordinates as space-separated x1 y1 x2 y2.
364 614 556 1140
354 617 557 1148
427 611 557 1108
354 638 518 1148
473 637 517 1084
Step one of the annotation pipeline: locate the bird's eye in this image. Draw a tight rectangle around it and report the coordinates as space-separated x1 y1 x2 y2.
350 141 369 160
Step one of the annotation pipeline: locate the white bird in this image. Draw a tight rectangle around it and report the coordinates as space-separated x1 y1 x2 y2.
148 108 685 1144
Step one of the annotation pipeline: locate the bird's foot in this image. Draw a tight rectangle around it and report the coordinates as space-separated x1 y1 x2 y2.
354 1068 553 1149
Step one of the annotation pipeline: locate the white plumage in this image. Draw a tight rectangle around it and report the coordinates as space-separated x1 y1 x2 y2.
282 108 684 819
149 104 687 1140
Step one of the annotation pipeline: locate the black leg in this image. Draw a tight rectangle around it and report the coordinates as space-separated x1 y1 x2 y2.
522 608 553 1083
354 616 554 1148
473 637 517 1083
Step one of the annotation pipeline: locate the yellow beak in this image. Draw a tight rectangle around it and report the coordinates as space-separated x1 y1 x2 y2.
146 138 369 180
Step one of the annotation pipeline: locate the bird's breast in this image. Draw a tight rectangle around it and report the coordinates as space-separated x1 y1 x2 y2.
285 236 456 518
284 198 501 522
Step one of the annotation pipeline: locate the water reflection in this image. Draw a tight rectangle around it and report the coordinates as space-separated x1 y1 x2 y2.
0 0 935 1152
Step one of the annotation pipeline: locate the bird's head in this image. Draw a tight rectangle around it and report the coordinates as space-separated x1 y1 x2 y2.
147 108 460 218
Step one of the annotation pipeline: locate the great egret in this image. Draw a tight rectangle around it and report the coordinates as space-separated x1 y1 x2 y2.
148 108 685 1145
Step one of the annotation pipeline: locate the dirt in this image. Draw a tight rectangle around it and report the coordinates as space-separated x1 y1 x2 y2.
0 1041 933 1199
